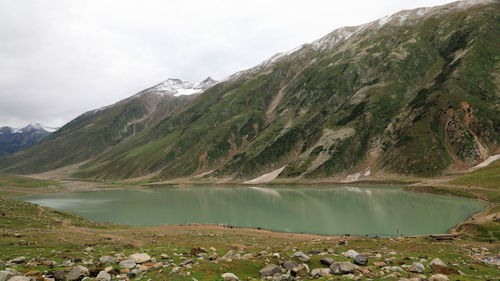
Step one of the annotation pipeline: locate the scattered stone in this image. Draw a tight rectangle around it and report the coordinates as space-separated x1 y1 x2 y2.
290 264 309 278
281 260 299 271
209 252 218 261
96 271 111 281
259 264 282 277
7 276 30 281
429 258 446 267
429 274 449 281
273 273 296 281
62 259 74 267
129 253 151 264
0 269 19 281
119 260 136 269
330 262 359 275
53 270 66 281
354 254 368 266
171 267 181 274
84 247 94 252
8 257 25 264
99 256 115 264
138 262 163 272
320 257 334 266
220 250 237 261
221 272 239 281
342 250 360 259
373 261 386 267
190 247 207 256
160 253 169 259
126 272 136 279
293 251 310 262
272 253 280 259
310 268 331 278
67 265 90 281
407 262 425 273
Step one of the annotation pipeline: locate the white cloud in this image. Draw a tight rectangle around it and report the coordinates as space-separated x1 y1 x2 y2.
0 0 454 127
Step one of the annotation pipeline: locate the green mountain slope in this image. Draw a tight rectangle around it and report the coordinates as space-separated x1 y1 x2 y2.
3 1 499 181
0 90 198 174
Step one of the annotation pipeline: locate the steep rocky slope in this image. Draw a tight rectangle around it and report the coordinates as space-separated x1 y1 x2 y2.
0 78 216 173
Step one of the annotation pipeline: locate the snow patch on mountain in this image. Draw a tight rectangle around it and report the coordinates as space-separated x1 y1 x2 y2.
144 77 217 97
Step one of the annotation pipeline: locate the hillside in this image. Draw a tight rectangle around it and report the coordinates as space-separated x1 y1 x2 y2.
0 78 216 174
71 0 499 181
1 1 498 182
0 124 57 157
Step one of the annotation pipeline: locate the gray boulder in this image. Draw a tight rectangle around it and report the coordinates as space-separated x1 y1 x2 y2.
281 260 298 271
407 262 425 273
96 271 111 281
67 265 90 281
119 259 136 269
129 253 151 264
221 272 239 281
0 269 20 281
8 257 25 264
259 264 282 277
330 262 359 275
429 258 446 267
293 251 310 262
310 268 331 278
290 264 309 278
99 256 116 264
320 257 334 266
429 274 450 281
342 250 360 259
53 270 66 281
354 254 368 266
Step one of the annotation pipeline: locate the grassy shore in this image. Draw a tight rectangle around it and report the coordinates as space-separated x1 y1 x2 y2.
0 167 498 280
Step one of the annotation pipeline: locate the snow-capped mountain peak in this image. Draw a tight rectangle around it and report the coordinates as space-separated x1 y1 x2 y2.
143 77 218 97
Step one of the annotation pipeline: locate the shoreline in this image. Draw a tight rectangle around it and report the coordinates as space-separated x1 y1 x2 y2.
3 180 491 238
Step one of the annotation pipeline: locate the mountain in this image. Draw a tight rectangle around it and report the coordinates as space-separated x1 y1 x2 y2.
1 0 498 181
0 77 217 173
0 124 58 157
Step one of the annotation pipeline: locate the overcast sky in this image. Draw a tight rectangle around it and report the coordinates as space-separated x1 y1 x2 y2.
0 0 454 127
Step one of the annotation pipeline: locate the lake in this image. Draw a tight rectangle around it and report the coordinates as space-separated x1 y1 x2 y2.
18 185 485 236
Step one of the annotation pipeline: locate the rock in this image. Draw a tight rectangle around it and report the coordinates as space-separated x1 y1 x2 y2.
354 254 368 266
171 267 181 274
385 266 403 272
62 259 74 267
84 247 94 252
310 268 331 278
96 271 111 281
53 270 66 281
119 260 136 269
290 264 309 278
209 252 218 261
138 262 163 272
429 258 446 267
330 262 359 275
407 262 425 273
220 250 237 261
320 257 334 266
342 250 360 259
221 272 239 281
81 278 92 281
6 276 30 281
190 247 207 256
293 251 310 262
160 254 169 259
8 257 25 264
429 274 450 281
0 270 19 281
126 272 136 279
281 260 299 271
128 253 151 264
259 264 282 277
272 253 280 259
273 274 296 281
373 261 386 267
67 265 90 281
99 256 115 264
